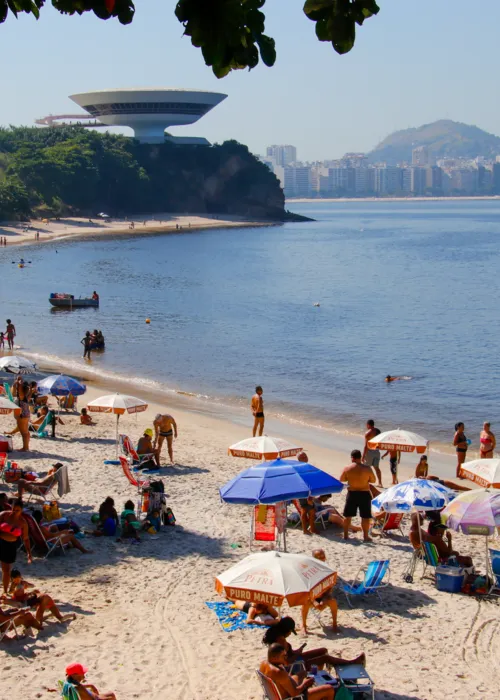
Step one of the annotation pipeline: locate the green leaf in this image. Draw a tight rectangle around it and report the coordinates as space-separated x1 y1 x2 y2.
256 33 276 66
0 0 8 21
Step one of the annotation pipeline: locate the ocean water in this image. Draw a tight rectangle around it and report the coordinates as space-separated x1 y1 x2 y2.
1 199 499 444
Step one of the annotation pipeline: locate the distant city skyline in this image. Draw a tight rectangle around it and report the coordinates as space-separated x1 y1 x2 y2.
2 1 500 160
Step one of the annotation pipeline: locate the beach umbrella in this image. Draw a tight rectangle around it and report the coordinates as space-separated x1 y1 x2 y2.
441 489 500 586
372 478 455 513
367 428 428 454
87 393 148 449
228 436 302 461
215 550 336 607
0 356 37 374
0 396 20 416
37 374 87 397
458 458 500 489
220 458 344 505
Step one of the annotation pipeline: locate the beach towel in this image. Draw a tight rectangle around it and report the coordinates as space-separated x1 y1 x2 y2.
205 601 264 632
56 465 70 497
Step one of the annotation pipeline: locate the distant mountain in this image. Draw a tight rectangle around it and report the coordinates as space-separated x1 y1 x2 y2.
368 119 500 164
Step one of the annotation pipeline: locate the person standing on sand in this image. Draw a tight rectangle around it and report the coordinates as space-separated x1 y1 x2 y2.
153 413 178 464
5 319 15 350
363 419 383 487
480 422 496 459
301 549 338 633
382 448 400 485
340 449 376 542
81 331 92 360
453 422 468 478
251 385 265 437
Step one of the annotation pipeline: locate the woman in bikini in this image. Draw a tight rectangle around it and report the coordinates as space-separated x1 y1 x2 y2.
4 568 76 625
0 500 32 594
453 422 468 478
479 422 496 459
15 381 31 452
262 616 365 671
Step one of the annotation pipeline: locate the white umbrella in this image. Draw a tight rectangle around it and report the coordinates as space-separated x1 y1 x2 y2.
228 436 302 460
215 550 336 607
459 459 500 489
0 396 21 416
367 428 428 454
87 393 148 449
0 356 37 374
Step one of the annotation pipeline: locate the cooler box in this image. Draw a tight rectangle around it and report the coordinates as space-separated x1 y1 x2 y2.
0 436 13 453
436 566 465 593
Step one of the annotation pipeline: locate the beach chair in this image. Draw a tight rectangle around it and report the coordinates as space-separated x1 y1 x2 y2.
421 541 440 579
488 548 500 595
290 500 328 531
31 410 54 439
24 464 69 504
342 559 390 607
372 512 405 538
22 511 70 559
57 394 77 412
334 664 374 699
256 670 306 700
0 615 21 642
119 456 151 492
58 680 79 700
119 434 156 470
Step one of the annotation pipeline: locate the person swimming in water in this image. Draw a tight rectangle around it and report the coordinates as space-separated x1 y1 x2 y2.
385 375 406 382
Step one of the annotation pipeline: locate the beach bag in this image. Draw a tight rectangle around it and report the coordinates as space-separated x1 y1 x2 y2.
150 480 164 493
162 507 176 526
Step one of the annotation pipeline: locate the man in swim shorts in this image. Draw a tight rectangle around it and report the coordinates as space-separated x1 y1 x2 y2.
251 385 265 437
363 419 383 487
153 413 178 464
340 450 376 542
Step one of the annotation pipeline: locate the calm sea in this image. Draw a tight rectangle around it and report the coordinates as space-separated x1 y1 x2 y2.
1 200 499 444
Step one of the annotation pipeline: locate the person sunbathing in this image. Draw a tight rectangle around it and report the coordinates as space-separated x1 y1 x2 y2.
415 457 471 491
260 643 334 700
32 511 91 554
80 408 96 426
232 600 280 626
16 462 63 499
64 663 117 700
314 495 363 533
301 549 338 633
262 617 365 671
0 604 43 638
3 568 76 625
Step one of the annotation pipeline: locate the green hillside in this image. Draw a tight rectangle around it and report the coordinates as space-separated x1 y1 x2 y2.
368 119 500 164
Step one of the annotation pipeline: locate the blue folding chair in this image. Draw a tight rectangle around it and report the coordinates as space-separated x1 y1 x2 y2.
342 559 390 607
488 548 500 596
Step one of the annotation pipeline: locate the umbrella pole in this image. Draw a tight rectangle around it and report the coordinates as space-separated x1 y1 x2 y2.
116 414 120 456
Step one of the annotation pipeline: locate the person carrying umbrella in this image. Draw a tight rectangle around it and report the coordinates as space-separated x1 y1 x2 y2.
340 450 376 542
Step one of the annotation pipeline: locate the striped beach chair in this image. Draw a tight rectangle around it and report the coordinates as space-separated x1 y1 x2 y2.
488 548 500 595
342 559 390 607
421 541 440 579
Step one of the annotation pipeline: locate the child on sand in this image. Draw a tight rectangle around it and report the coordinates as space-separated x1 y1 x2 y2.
80 408 95 426
382 448 400 484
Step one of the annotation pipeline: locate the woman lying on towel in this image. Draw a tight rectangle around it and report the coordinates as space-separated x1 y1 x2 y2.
231 600 280 626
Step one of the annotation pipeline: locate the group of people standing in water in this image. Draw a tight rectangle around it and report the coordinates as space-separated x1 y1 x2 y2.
81 329 105 360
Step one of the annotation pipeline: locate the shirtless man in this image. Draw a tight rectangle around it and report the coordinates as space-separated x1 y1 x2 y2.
480 422 496 459
153 413 178 464
259 643 334 700
5 319 15 350
340 450 376 542
251 386 265 437
301 549 338 633
363 419 383 487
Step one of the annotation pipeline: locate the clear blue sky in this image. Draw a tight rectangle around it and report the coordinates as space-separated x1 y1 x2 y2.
2 0 500 160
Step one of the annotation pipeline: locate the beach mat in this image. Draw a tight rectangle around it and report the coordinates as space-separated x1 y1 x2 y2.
205 601 262 633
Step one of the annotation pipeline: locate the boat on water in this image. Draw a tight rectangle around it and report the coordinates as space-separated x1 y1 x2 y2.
49 293 99 309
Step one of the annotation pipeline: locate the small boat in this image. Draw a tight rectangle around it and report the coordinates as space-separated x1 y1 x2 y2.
49 293 99 308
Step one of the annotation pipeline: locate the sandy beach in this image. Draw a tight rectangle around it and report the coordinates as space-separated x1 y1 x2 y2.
0 375 498 700
0 214 276 248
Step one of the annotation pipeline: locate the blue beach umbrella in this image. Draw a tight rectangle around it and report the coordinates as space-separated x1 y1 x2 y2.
37 374 87 397
220 458 344 505
372 478 455 513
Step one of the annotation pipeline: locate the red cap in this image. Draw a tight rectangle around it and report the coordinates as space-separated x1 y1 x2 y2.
65 663 88 677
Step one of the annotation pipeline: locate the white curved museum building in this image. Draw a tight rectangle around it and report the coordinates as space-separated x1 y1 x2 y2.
69 88 227 144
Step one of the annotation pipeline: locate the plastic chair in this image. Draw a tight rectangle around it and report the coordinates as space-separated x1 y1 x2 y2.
256 670 305 700
488 548 500 595
342 560 390 607
372 512 405 537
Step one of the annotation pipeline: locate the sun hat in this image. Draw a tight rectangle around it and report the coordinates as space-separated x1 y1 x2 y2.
144 428 153 437
65 663 88 677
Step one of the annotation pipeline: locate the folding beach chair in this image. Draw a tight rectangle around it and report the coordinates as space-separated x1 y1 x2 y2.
57 394 77 412
119 456 151 492
421 541 440 579
256 670 306 700
290 500 328 531
25 464 69 504
119 434 156 470
58 680 79 700
342 559 390 607
22 511 70 559
0 615 21 642
334 664 374 699
372 512 405 538
31 410 54 439
488 548 500 595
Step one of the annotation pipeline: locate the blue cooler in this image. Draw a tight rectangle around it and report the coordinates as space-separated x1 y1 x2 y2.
436 565 464 593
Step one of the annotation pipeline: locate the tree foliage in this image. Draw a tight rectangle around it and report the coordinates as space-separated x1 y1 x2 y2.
0 127 284 220
0 0 379 77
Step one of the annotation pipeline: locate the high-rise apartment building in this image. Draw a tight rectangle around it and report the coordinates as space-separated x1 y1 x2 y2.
274 165 311 197
266 144 297 167
412 146 429 166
